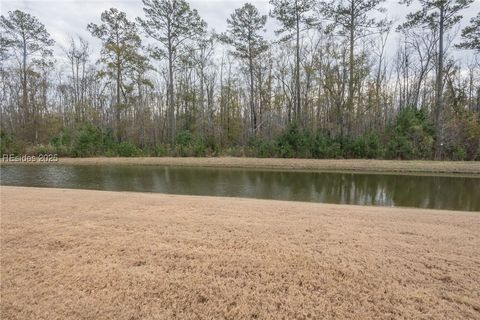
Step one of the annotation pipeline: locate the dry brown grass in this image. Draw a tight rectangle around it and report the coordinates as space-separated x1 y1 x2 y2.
3 157 480 175
1 186 479 319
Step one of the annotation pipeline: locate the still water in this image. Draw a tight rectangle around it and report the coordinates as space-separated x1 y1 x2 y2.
1 165 479 211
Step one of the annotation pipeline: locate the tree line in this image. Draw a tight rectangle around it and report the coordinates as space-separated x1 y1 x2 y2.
1 0 479 160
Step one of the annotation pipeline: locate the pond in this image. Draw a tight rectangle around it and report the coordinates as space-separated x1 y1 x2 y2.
1 165 479 211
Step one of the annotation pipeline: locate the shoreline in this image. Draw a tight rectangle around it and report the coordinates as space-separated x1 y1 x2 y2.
2 156 480 175
1 186 479 319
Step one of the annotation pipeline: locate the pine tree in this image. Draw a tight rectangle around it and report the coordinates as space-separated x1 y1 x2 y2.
88 8 145 141
270 0 316 124
220 3 268 136
400 0 473 158
137 0 207 143
456 12 480 52
322 0 388 136
0 10 54 137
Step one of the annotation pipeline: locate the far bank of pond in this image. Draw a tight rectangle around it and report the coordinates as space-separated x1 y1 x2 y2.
2 157 480 175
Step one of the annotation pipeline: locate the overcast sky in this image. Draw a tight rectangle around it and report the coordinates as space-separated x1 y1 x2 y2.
1 0 479 63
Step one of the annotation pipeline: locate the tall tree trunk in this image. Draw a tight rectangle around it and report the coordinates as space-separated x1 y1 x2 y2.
200 64 205 135
347 0 355 137
219 55 225 145
434 4 445 159
116 55 121 142
22 37 28 133
249 56 256 136
168 36 175 144
295 2 301 124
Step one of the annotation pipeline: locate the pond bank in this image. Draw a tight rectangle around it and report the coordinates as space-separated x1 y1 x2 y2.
3 156 480 175
1 186 479 319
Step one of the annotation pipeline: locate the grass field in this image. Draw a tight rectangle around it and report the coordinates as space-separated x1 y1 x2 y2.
1 186 479 319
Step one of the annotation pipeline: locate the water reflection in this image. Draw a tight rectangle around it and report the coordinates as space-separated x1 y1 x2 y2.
1 165 479 211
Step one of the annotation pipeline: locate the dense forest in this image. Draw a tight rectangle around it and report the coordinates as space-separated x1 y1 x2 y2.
1 0 479 160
